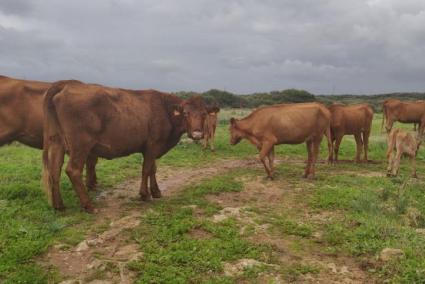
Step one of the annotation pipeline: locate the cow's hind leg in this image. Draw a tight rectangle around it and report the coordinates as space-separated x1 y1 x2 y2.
410 155 417 178
66 147 95 213
267 146 275 178
259 141 274 179
304 140 313 178
85 155 98 191
150 161 162 198
334 135 343 163
362 130 370 162
354 133 363 163
391 150 403 177
45 140 65 210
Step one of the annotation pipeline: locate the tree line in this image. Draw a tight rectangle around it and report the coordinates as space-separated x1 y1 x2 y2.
175 89 425 111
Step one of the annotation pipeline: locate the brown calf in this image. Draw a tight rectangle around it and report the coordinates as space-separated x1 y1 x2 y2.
328 103 374 162
229 103 332 179
42 80 210 212
203 106 220 151
0 75 98 190
386 128 421 178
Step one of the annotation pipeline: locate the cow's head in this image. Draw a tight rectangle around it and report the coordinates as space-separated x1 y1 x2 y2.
229 117 243 145
174 96 208 140
207 105 220 116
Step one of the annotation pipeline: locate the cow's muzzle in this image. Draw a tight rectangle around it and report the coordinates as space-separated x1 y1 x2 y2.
191 131 203 140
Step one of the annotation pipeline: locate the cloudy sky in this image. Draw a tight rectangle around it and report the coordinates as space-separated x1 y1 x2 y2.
1 0 425 94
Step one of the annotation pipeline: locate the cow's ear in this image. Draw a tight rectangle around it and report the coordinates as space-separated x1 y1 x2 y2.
173 104 183 116
230 117 236 125
207 106 220 115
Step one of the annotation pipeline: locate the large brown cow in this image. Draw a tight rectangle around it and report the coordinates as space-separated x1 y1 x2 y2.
42 80 211 212
229 103 332 179
328 103 374 163
386 128 421 178
382 99 425 134
203 105 220 151
0 75 98 190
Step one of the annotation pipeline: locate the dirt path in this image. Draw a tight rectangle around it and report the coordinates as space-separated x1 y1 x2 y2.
42 158 258 284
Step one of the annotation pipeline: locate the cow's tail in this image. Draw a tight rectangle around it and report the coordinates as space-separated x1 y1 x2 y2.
41 81 70 206
325 123 333 164
381 103 386 133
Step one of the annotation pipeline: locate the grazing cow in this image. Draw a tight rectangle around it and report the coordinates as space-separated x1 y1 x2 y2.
386 128 421 178
0 75 99 190
328 103 374 163
229 103 332 179
202 105 220 151
42 80 211 212
382 99 425 135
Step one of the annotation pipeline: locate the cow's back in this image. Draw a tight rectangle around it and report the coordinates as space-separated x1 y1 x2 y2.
249 103 330 144
52 84 173 159
0 76 50 148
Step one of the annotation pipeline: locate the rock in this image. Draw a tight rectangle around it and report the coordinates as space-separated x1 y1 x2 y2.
380 248 405 262
86 258 103 270
53 243 68 250
113 244 140 260
327 262 338 273
75 240 89 252
415 228 425 235
212 207 242 223
223 259 263 276
340 266 349 274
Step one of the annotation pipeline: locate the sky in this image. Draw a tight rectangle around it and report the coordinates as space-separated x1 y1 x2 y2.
1 0 425 95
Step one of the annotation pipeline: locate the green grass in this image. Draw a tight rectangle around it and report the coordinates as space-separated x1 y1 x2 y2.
1 110 425 283
129 172 274 283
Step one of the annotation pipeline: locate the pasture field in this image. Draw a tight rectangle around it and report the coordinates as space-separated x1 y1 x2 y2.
1 111 425 283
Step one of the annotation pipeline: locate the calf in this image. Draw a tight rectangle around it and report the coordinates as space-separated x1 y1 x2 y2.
203 105 220 151
386 128 421 178
328 103 374 162
229 103 332 179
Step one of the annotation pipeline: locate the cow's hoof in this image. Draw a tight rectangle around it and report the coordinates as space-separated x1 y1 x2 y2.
266 175 274 181
386 173 392 177
83 205 97 214
305 174 315 180
54 205 66 211
140 194 152 202
151 190 162 198
412 174 418 179
86 184 97 191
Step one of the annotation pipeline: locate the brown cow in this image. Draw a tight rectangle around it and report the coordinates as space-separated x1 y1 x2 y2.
203 105 220 151
42 80 211 212
229 103 332 179
386 128 421 178
0 75 98 190
382 99 425 134
328 103 374 163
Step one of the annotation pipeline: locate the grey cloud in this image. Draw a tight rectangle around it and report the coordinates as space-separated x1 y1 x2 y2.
0 0 424 94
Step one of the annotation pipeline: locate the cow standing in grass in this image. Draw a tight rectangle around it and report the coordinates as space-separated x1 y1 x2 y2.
328 103 374 163
43 80 211 213
386 128 421 178
229 103 332 179
382 99 425 135
0 75 98 190
203 105 220 151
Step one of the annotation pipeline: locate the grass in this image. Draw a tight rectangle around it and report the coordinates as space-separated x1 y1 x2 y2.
1 109 425 283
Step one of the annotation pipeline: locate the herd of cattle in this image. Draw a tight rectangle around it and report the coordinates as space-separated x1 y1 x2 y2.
0 75 423 213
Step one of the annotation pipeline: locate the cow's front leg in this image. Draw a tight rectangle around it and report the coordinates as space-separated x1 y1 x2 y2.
150 161 162 198
140 154 155 201
258 141 274 179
